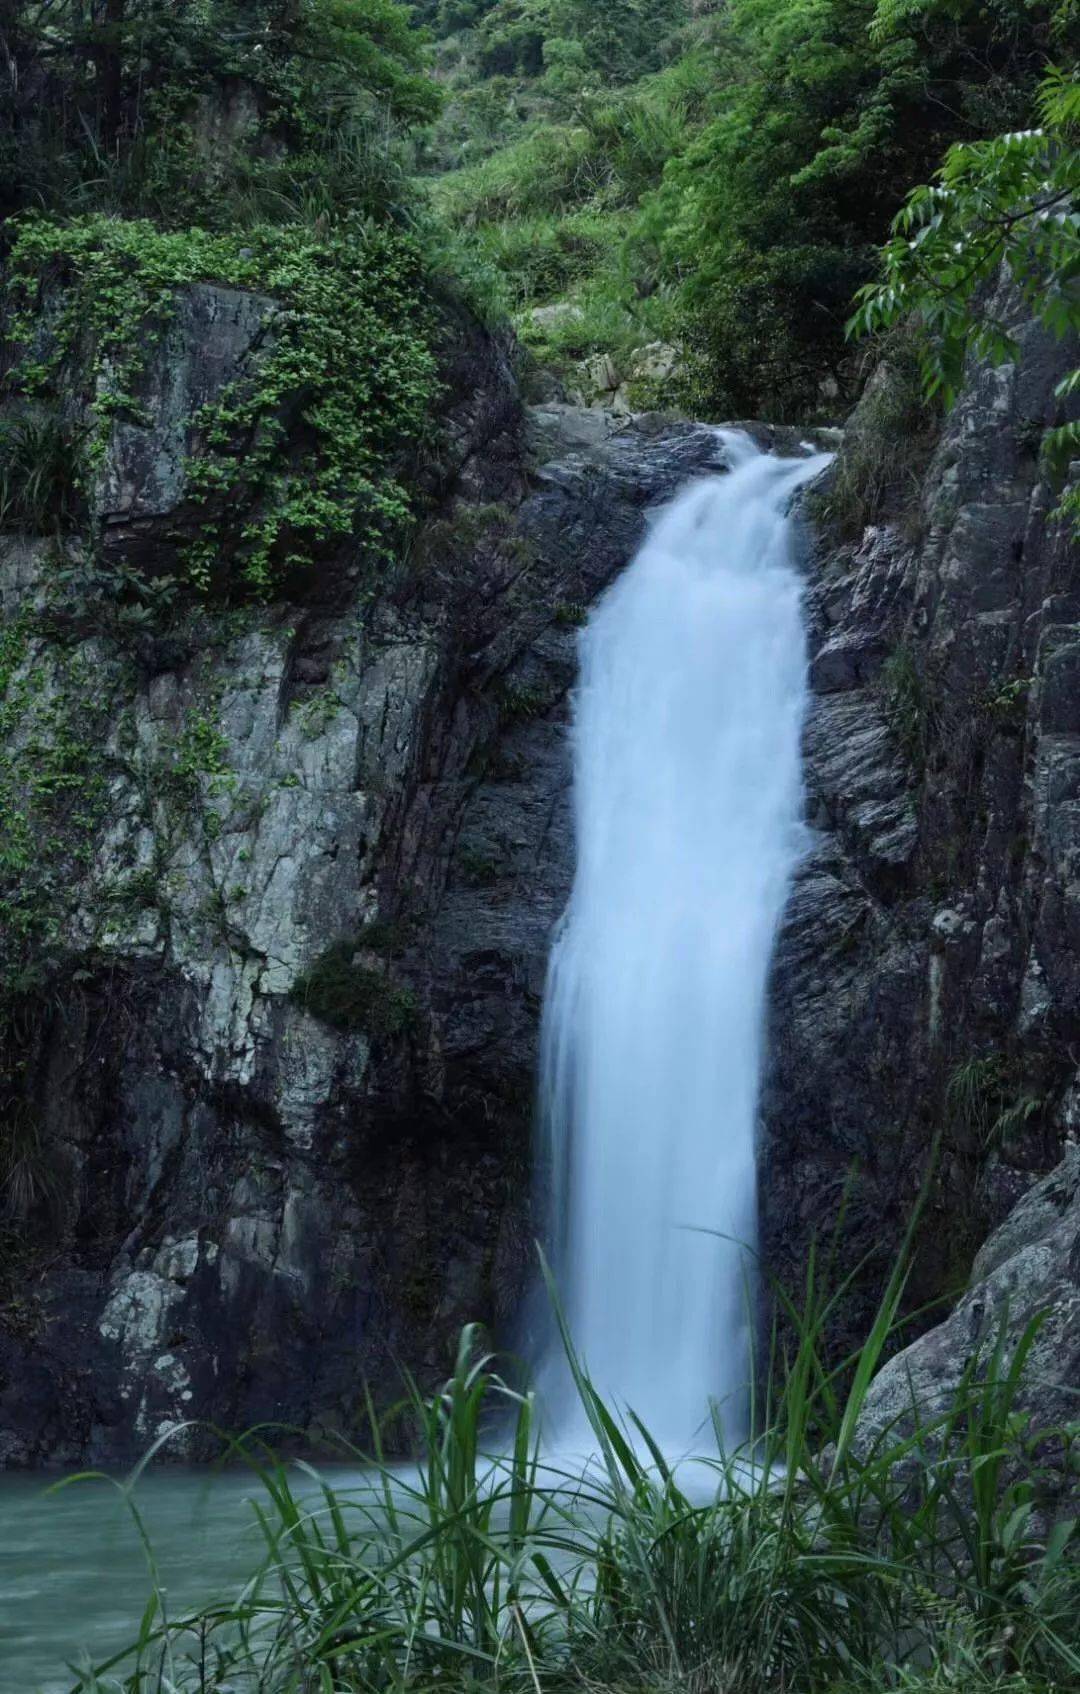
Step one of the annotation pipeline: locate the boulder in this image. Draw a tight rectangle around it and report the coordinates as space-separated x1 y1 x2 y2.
856 1147 1080 1453
521 301 585 336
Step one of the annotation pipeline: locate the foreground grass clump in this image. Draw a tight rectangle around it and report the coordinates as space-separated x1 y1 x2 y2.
63 1251 1080 1694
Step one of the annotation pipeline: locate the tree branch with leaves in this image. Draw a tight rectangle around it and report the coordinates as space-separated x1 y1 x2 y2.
850 64 1080 526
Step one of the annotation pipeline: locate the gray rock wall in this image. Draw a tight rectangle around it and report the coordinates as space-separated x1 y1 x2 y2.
1 269 1077 1466
761 295 1080 1352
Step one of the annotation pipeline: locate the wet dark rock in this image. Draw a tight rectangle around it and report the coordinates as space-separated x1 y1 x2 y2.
762 288 1080 1358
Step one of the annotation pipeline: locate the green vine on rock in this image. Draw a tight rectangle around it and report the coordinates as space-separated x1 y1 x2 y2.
0 619 114 989
4 213 441 596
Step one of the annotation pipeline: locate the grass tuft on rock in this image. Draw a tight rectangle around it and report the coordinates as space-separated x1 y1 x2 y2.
292 940 417 1037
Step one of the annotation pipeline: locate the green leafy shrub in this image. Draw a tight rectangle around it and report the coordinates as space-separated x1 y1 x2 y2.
4 214 440 596
292 940 417 1035
435 124 606 222
851 62 1080 531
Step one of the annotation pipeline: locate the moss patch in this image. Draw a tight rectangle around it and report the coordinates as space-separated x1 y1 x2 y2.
292 941 417 1037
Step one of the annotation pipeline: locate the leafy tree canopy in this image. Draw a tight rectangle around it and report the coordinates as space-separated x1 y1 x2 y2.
642 0 1077 416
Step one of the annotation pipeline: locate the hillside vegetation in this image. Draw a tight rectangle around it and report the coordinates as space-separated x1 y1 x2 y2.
415 1 1079 419
1 2 1076 450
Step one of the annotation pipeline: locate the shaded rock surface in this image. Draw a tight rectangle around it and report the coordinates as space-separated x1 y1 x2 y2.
1 269 1078 1467
762 291 1080 1353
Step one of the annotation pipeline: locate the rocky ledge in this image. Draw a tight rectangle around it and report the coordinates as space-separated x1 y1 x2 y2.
856 1145 1080 1463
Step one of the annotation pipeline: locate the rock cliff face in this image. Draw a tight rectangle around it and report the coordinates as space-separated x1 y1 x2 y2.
0 273 1076 1466
0 288 744 1463
762 292 1080 1353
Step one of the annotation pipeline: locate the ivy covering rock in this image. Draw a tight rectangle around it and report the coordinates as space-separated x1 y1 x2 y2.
4 215 440 595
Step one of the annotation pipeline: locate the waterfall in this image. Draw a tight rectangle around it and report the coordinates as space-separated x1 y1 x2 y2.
538 430 831 1454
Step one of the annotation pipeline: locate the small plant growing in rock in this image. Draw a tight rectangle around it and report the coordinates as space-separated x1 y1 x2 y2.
882 642 939 774
0 1100 63 1223
554 600 588 627
161 709 235 804
355 917 410 957
985 675 1030 728
947 1053 1049 1152
0 412 86 533
292 941 416 1037
456 843 502 886
497 678 549 722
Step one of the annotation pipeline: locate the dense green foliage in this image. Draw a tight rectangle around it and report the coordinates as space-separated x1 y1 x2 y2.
647 0 1075 415
0 0 438 224
0 0 447 603
422 0 1078 416
852 62 1080 525
60 1271 1080 1693
3 0 1075 445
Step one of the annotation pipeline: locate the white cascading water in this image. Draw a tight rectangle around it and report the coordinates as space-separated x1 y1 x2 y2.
538 430 831 1454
